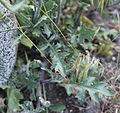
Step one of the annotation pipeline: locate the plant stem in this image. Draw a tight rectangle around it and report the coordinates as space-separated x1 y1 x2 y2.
56 0 63 25
33 0 43 23
43 83 48 113
36 84 42 108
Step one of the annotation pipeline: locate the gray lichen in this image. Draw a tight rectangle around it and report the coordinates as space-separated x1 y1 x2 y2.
0 0 17 83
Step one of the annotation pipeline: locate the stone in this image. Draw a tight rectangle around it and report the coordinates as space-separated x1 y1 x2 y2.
0 0 17 83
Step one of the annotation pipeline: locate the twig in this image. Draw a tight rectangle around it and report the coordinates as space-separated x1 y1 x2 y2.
35 78 52 84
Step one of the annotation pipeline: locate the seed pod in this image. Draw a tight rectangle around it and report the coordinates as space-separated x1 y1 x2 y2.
0 0 17 83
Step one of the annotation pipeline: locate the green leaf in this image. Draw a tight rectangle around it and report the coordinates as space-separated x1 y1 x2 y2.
7 88 23 112
71 34 77 47
45 0 56 11
0 82 10 89
30 60 41 69
92 83 114 96
52 55 66 76
68 25 95 47
20 37 33 48
10 0 29 12
82 79 114 102
75 88 86 104
43 23 51 37
45 42 67 77
64 77 114 103
77 25 95 44
34 15 48 28
63 15 74 26
83 77 96 86
65 84 74 96
15 13 33 26
89 91 99 103
49 102 65 112
32 28 41 37
11 33 24 45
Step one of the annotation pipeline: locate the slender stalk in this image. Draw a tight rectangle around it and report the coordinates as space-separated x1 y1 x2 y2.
33 0 43 23
116 53 120 68
43 83 48 113
36 84 42 108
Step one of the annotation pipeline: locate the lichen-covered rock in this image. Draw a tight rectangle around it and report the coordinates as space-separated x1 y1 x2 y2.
0 0 17 83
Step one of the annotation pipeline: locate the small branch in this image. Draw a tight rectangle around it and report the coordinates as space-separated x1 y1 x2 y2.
35 78 52 84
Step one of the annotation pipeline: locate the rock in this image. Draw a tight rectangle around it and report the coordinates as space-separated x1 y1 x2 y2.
0 0 17 83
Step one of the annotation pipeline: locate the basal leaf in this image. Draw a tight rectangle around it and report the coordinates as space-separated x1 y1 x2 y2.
64 77 114 103
92 83 114 96
65 84 74 96
15 12 33 26
34 15 48 28
88 91 99 103
75 88 86 104
20 37 33 48
71 34 77 47
52 55 66 76
11 0 29 12
7 88 23 112
83 77 96 86
50 43 67 76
